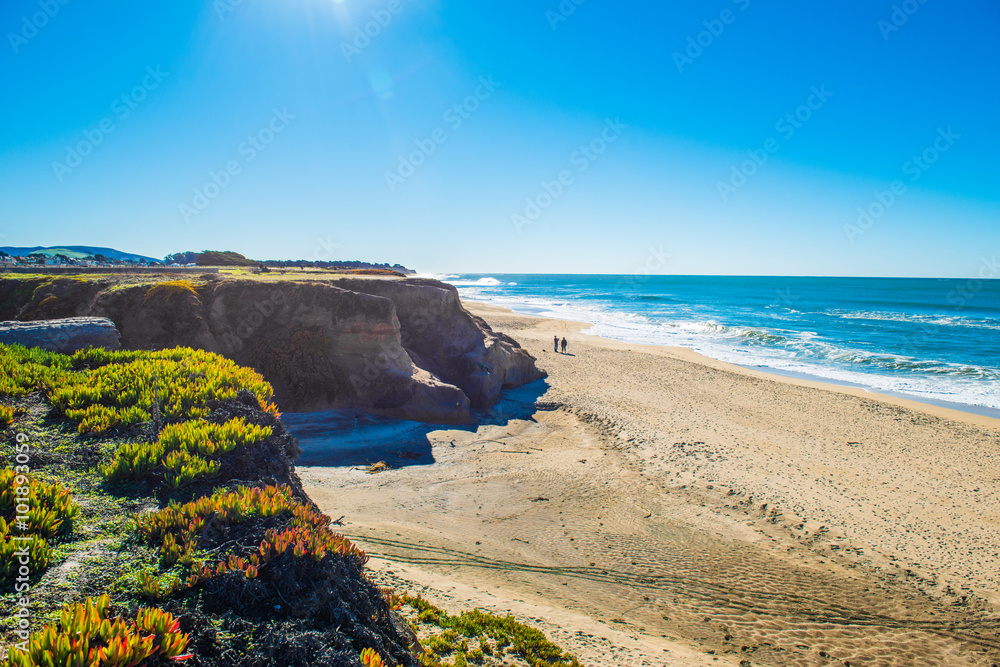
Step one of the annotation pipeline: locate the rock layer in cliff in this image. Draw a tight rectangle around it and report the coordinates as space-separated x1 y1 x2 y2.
0 316 121 353
0 275 544 423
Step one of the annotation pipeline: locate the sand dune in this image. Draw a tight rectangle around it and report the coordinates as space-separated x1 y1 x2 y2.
301 301 1000 666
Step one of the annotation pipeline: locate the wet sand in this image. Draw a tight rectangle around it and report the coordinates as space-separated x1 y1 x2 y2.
300 302 1000 666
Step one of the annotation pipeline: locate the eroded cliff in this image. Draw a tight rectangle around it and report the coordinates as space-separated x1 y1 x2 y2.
0 274 544 422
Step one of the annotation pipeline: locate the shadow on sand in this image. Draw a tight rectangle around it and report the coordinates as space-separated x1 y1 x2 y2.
282 379 551 468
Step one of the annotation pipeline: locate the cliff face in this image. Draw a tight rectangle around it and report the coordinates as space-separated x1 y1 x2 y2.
0 275 544 423
334 279 542 408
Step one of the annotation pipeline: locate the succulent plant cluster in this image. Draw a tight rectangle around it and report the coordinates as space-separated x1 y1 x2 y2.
134 485 367 599
0 345 73 398
360 647 387 667
1 594 190 667
0 344 278 436
52 348 279 434
101 418 272 488
1 343 475 666
0 469 80 582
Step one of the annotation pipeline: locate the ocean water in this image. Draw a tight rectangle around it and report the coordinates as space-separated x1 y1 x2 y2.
432 274 1000 416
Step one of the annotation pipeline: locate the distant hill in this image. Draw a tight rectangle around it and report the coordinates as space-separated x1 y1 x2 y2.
0 246 161 263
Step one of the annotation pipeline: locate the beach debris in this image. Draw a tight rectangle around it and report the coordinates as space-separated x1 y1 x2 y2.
471 439 509 447
636 503 652 518
511 537 530 544
529 496 549 502
499 450 531 454
357 461 390 474
330 515 346 525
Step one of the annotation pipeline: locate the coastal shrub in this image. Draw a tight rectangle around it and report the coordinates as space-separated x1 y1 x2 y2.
0 469 80 538
0 405 15 427
1 594 191 667
404 596 581 667
0 469 80 582
65 404 149 435
157 418 272 457
196 250 255 266
0 342 420 666
0 345 73 397
0 344 278 434
50 348 279 433
361 648 387 666
143 280 198 304
137 485 306 547
133 485 366 597
0 519 51 582
101 418 272 488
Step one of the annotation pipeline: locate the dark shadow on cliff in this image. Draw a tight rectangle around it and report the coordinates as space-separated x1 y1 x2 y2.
285 379 550 468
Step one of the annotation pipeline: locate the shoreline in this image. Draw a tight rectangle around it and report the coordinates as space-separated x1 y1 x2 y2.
465 299 1000 430
299 298 1000 665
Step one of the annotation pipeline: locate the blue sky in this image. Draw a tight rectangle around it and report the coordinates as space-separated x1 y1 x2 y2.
1 0 997 276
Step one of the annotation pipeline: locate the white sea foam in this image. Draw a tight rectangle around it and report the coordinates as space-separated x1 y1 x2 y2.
445 276 504 287
457 289 1000 411
828 309 1000 330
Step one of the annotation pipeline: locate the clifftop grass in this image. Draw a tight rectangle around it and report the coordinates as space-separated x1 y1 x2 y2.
0 269 407 293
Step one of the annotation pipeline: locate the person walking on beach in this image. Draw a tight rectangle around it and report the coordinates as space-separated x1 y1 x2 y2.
561 337 568 354
554 335 559 353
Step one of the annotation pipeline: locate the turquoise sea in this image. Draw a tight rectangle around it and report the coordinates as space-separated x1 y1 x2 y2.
435 274 1000 417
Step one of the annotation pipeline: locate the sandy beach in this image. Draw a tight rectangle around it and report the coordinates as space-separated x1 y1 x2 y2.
300 301 1000 666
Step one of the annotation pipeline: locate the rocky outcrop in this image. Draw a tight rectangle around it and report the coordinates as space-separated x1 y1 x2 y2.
335 279 542 408
0 276 544 423
0 316 121 353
